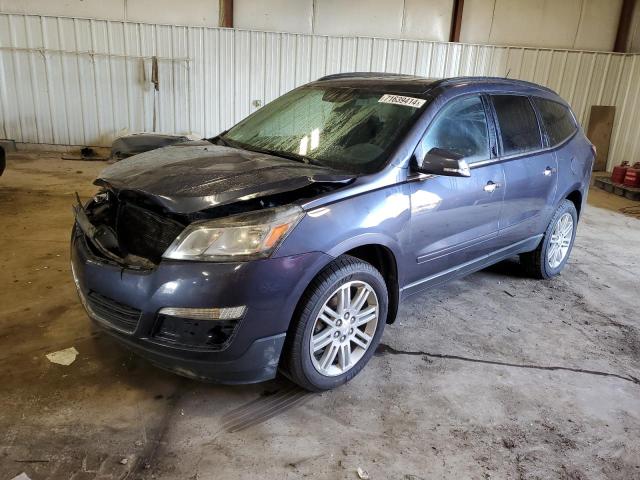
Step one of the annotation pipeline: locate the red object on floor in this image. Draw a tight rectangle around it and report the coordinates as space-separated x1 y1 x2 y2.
623 162 640 187
611 161 629 183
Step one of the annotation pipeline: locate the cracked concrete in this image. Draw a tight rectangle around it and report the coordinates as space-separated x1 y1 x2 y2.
374 343 640 386
1 152 639 479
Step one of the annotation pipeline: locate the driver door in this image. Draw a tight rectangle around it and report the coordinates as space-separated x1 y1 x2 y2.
405 95 505 294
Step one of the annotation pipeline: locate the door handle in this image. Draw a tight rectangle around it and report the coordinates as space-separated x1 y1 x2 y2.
483 181 500 193
543 166 555 176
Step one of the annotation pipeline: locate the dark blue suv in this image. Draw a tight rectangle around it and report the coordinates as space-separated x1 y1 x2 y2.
71 74 594 391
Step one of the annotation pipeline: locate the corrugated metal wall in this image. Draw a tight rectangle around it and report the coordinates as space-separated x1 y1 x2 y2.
1 13 639 170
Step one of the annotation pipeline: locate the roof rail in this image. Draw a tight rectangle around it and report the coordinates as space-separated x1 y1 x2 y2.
434 76 556 94
317 72 418 81
314 73 557 97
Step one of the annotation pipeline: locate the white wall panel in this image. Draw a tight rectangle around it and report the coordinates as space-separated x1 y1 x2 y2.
460 0 622 52
314 0 405 39
0 0 220 27
235 0 453 42
0 0 126 22
1 13 640 171
630 2 640 53
126 0 220 27
0 0 622 51
573 0 623 52
234 0 313 34
403 0 454 43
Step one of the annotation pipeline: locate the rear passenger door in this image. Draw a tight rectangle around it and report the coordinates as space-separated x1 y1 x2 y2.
533 97 583 191
490 95 558 245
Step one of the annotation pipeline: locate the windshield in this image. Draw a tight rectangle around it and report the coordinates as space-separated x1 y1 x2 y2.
222 86 426 173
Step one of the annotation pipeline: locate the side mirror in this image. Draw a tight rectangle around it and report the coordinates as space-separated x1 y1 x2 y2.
415 148 471 177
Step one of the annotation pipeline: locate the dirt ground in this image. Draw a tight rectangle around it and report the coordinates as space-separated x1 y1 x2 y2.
1 152 639 480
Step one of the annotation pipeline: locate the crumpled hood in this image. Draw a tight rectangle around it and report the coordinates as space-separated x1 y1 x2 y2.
96 143 353 213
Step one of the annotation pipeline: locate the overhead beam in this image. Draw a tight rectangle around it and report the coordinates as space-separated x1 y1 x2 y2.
220 0 233 28
450 0 464 42
614 0 636 52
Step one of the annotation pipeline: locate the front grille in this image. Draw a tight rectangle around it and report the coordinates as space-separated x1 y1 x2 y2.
87 291 142 333
116 202 184 262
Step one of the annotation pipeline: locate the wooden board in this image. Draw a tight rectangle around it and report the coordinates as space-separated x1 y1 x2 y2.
587 105 615 171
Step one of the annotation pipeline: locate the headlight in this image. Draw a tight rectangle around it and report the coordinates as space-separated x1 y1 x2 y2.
163 205 304 261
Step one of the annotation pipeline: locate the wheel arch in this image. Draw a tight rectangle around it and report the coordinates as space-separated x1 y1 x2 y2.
340 244 400 325
288 238 402 330
324 233 402 324
565 189 583 219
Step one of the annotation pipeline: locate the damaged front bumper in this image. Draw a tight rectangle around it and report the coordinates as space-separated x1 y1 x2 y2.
71 226 332 384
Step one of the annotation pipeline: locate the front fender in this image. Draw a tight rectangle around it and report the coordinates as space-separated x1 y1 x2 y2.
275 184 412 284
324 232 403 259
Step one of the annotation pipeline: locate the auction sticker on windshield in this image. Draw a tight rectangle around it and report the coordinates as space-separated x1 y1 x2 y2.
378 94 426 108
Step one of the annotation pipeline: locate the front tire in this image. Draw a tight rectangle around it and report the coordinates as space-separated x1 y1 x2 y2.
520 199 578 279
281 255 388 391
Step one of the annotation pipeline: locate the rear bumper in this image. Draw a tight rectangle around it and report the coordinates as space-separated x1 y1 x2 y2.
70 226 332 383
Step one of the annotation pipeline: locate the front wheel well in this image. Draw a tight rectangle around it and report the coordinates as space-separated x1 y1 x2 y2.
343 244 399 324
565 190 583 219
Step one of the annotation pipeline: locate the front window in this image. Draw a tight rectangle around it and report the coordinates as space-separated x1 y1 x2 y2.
222 86 426 173
421 95 489 164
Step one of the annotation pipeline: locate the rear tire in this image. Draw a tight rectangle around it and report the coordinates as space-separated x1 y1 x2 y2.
281 255 388 391
520 199 578 279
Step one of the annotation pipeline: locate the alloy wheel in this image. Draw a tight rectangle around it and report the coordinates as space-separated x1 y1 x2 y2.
547 212 574 269
310 280 379 377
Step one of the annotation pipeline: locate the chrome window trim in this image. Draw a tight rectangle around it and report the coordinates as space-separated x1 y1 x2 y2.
406 172 436 182
408 90 579 175
469 128 578 169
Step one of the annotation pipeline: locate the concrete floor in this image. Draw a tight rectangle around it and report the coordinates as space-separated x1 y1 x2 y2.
1 152 639 480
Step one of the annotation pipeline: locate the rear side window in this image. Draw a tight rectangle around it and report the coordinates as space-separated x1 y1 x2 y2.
533 98 577 146
492 95 542 156
422 95 489 163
